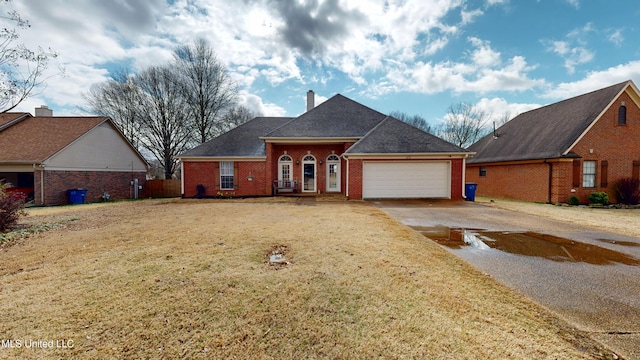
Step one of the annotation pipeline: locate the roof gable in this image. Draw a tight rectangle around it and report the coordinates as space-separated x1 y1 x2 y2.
346 117 469 154
469 81 630 163
0 116 109 163
179 117 294 158
264 94 387 138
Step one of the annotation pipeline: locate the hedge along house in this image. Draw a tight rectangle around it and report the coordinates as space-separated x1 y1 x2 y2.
0 106 148 205
179 92 473 200
466 80 640 204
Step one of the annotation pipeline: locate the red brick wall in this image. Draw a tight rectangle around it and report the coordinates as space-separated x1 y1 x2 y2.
570 91 640 203
348 159 363 199
467 162 552 203
269 144 347 194
182 161 268 198
466 89 640 204
40 170 147 205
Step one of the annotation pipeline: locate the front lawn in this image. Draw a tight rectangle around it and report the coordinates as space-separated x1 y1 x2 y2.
0 199 614 359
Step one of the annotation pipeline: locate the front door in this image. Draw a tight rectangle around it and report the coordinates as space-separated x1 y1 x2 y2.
302 155 316 192
326 154 340 192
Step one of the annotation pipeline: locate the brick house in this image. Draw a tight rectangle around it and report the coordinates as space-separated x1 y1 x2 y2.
466 80 640 204
0 107 148 205
179 92 473 200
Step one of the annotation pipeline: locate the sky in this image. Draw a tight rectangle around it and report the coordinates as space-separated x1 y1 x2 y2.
5 0 640 128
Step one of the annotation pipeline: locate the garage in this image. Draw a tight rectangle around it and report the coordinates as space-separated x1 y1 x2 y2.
362 161 451 199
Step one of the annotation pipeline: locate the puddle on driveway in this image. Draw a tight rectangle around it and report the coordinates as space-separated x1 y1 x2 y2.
412 226 640 266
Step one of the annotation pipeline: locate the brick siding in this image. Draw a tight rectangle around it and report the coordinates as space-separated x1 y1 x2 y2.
36 170 147 205
467 91 640 204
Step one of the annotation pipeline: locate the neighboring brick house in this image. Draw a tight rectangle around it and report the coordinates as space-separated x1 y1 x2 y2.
179 92 473 200
0 106 148 205
467 80 640 204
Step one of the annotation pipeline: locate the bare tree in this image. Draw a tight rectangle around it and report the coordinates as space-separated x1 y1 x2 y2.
0 1 57 112
389 111 433 133
83 69 142 149
174 38 239 144
436 102 490 148
219 105 261 133
135 66 192 179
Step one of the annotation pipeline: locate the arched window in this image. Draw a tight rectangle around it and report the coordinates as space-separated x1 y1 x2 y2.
618 105 627 125
278 155 292 182
302 155 316 192
326 154 341 192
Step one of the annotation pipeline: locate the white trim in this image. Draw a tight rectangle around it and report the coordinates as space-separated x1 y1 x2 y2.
178 156 265 162
462 157 467 199
278 155 293 182
325 154 341 192
260 137 360 144
301 154 316 192
343 152 474 160
343 154 350 198
180 161 184 196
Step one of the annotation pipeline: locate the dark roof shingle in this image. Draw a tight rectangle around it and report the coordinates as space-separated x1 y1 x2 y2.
346 117 469 154
468 81 629 163
264 94 387 138
180 117 294 157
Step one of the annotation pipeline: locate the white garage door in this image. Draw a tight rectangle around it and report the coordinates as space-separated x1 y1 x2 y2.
362 162 450 199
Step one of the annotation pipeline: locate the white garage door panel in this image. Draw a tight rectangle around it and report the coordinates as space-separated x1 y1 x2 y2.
363 162 450 199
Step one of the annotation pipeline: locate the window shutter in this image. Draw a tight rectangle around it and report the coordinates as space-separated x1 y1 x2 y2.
234 163 239 190
214 163 220 191
600 160 608 188
633 160 640 181
572 160 581 187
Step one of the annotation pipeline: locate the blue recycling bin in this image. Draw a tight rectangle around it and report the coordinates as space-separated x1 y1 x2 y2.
67 189 87 204
465 183 477 202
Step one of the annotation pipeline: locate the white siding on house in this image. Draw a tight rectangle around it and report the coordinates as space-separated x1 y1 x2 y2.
44 122 147 171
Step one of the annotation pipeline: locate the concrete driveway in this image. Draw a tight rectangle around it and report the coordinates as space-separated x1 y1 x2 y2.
373 199 640 360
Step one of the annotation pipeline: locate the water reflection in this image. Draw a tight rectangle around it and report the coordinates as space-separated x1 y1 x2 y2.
412 226 640 266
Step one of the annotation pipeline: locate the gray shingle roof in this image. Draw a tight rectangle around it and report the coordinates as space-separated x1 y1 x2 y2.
264 94 387 138
346 117 469 154
468 81 629 163
179 117 293 157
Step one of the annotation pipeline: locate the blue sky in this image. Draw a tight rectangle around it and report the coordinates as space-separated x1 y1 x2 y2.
6 0 640 127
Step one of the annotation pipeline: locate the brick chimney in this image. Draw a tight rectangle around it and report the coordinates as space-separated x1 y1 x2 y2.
306 90 315 112
35 105 53 117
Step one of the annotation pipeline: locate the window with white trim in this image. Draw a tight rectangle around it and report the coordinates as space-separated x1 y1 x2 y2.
582 160 596 188
220 161 234 190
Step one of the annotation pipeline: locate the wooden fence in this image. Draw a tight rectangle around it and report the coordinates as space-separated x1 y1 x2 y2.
146 179 181 198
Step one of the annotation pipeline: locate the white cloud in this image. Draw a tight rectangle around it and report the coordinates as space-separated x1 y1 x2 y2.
608 29 624 46
461 8 483 25
371 38 543 96
542 61 640 100
473 97 540 124
566 0 580 8
237 93 287 117
544 23 595 74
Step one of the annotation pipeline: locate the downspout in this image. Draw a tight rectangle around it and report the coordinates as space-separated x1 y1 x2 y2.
545 159 553 204
462 156 467 200
342 155 349 198
36 164 45 206
180 161 185 198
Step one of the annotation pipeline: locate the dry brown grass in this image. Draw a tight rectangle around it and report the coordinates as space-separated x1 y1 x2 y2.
0 199 616 359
